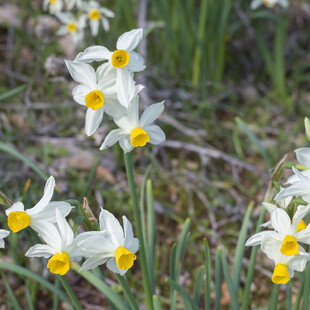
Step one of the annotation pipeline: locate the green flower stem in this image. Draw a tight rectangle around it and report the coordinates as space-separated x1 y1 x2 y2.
58 275 83 310
124 152 154 310
115 274 139 310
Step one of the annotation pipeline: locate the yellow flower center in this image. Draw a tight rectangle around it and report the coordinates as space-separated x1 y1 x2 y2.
280 235 299 256
115 246 136 270
8 211 31 233
49 0 56 4
47 252 70 275
111 50 129 68
296 219 307 232
85 90 104 110
89 9 101 20
130 128 149 147
272 264 290 284
67 23 77 33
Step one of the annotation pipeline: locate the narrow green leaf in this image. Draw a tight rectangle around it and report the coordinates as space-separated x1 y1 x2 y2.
115 274 139 310
1 270 22 310
25 282 35 310
0 142 48 181
221 252 239 310
215 248 222 310
302 261 310 309
153 295 163 310
232 201 254 290
193 266 205 307
286 281 292 310
0 85 26 101
268 284 279 310
293 276 305 310
204 239 212 310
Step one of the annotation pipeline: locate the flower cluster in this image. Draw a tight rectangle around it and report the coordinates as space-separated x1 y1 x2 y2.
66 28 166 151
2 176 138 276
43 0 114 43
246 147 310 284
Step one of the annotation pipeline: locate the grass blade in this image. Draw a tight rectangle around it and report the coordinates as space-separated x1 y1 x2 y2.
268 284 279 310
204 238 211 310
57 276 83 310
153 295 163 310
1 270 22 310
215 248 222 310
0 85 26 101
193 265 205 307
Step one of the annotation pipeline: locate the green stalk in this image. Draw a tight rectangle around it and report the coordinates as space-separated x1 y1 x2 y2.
268 284 279 310
124 152 154 310
58 276 83 310
115 274 139 310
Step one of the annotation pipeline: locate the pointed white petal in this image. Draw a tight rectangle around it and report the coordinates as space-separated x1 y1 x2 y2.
90 20 99 37
119 137 134 153
262 202 278 214
99 209 124 245
99 129 128 150
78 233 115 255
56 26 68 36
146 125 166 145
116 28 143 52
104 99 125 119
295 148 310 168
251 0 263 9
116 69 135 108
27 176 55 216
292 205 310 231
127 51 145 72
140 101 164 127
75 46 112 63
72 84 89 105
100 7 115 18
80 254 110 270
25 244 55 258
5 202 25 216
65 61 97 89
85 107 104 136
122 216 139 254
56 209 74 250
270 209 291 235
0 229 10 239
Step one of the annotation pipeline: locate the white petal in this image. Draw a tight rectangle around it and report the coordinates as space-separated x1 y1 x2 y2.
72 84 89 105
292 205 310 231
146 125 166 145
271 209 291 235
119 137 134 153
80 254 110 270
78 233 115 255
295 148 310 168
116 69 135 108
287 170 310 184
245 231 266 246
56 26 68 36
65 61 97 89
0 229 10 239
127 95 139 126
104 99 125 119
56 209 74 250
106 258 127 275
5 202 25 216
116 28 143 52
122 216 139 254
25 244 55 258
99 129 127 150
75 46 112 63
262 202 277 214
140 101 164 127
90 20 99 37
97 65 117 89
27 176 55 216
56 12 73 24
100 7 115 18
85 107 104 136
99 209 124 245
251 0 263 9
287 254 307 272
127 51 145 72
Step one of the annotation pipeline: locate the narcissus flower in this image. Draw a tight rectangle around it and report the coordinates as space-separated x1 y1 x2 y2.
78 208 139 275
66 61 125 136
25 210 90 275
0 230 10 248
246 208 310 257
286 148 310 184
81 1 115 36
251 0 288 9
275 168 310 203
5 176 73 233
100 96 165 152
43 0 63 14
260 238 307 284
56 13 86 44
74 28 145 107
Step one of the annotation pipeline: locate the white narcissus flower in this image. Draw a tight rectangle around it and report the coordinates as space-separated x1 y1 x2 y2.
26 210 91 275
251 0 288 10
275 168 310 203
74 28 145 108
100 96 165 152
78 208 139 275
246 208 310 257
43 0 63 14
66 0 82 10
0 230 10 248
287 148 310 184
258 237 307 284
81 1 115 37
5 176 73 233
66 61 125 136
56 13 86 45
